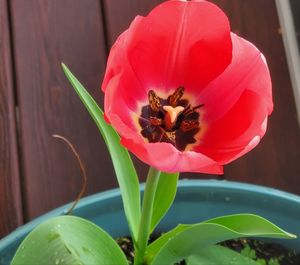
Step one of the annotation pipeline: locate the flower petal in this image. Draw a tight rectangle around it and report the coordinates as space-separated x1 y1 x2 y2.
103 0 232 98
102 1 273 173
195 90 269 164
104 73 140 133
105 73 223 174
121 138 223 174
222 115 268 163
102 16 149 108
199 33 273 123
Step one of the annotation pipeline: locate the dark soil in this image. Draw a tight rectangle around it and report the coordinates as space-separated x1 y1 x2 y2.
116 237 300 265
220 239 300 265
117 237 135 264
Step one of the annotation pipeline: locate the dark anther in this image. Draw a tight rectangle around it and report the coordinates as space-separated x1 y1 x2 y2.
183 103 204 116
148 90 161 112
168 86 184 107
180 120 200 132
139 87 203 151
150 117 163 126
193 104 205 110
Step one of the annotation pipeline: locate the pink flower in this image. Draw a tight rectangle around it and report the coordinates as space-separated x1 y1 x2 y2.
102 0 273 174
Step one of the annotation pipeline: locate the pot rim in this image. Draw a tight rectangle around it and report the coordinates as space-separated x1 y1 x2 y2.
1 179 300 250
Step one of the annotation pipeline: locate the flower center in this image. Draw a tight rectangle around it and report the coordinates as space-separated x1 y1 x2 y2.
138 87 204 151
163 105 185 130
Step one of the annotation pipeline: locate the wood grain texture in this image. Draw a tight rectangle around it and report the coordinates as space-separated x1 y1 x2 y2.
212 0 300 194
0 0 23 237
10 0 116 220
290 0 300 48
103 0 164 46
103 0 300 193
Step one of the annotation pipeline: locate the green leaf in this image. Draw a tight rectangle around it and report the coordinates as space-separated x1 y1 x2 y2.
11 216 128 265
186 245 260 265
240 245 257 259
61 63 140 241
150 172 179 234
203 214 296 238
146 214 296 265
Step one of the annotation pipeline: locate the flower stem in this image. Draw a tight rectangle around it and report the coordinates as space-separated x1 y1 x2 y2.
134 167 161 265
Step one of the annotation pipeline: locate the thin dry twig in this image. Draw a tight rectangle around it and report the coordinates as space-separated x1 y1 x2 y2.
52 134 87 215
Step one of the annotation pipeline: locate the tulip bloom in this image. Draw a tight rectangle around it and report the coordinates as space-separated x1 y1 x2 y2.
102 0 273 174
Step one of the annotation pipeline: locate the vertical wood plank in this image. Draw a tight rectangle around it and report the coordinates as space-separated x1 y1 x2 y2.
290 0 300 48
103 0 164 47
212 0 300 194
0 0 23 237
103 0 300 193
10 0 116 220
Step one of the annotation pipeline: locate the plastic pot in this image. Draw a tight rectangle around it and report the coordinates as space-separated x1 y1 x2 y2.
0 179 299 264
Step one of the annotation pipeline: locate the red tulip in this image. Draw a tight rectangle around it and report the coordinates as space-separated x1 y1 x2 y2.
102 0 272 174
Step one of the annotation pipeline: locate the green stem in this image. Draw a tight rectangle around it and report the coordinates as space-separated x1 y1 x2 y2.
134 167 161 265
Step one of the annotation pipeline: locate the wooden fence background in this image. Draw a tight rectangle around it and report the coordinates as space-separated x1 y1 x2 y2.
0 0 300 238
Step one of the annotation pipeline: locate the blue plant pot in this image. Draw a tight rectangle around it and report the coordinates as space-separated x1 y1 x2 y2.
1 179 299 264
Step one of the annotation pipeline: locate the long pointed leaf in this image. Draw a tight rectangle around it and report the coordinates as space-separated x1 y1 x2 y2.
186 245 260 265
204 214 296 237
150 172 179 234
146 214 296 265
62 63 140 241
12 216 128 265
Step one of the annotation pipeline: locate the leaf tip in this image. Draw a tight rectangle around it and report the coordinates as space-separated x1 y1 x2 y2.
288 233 297 239
61 62 68 72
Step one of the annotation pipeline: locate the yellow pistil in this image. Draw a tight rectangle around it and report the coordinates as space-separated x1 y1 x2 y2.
163 105 184 130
